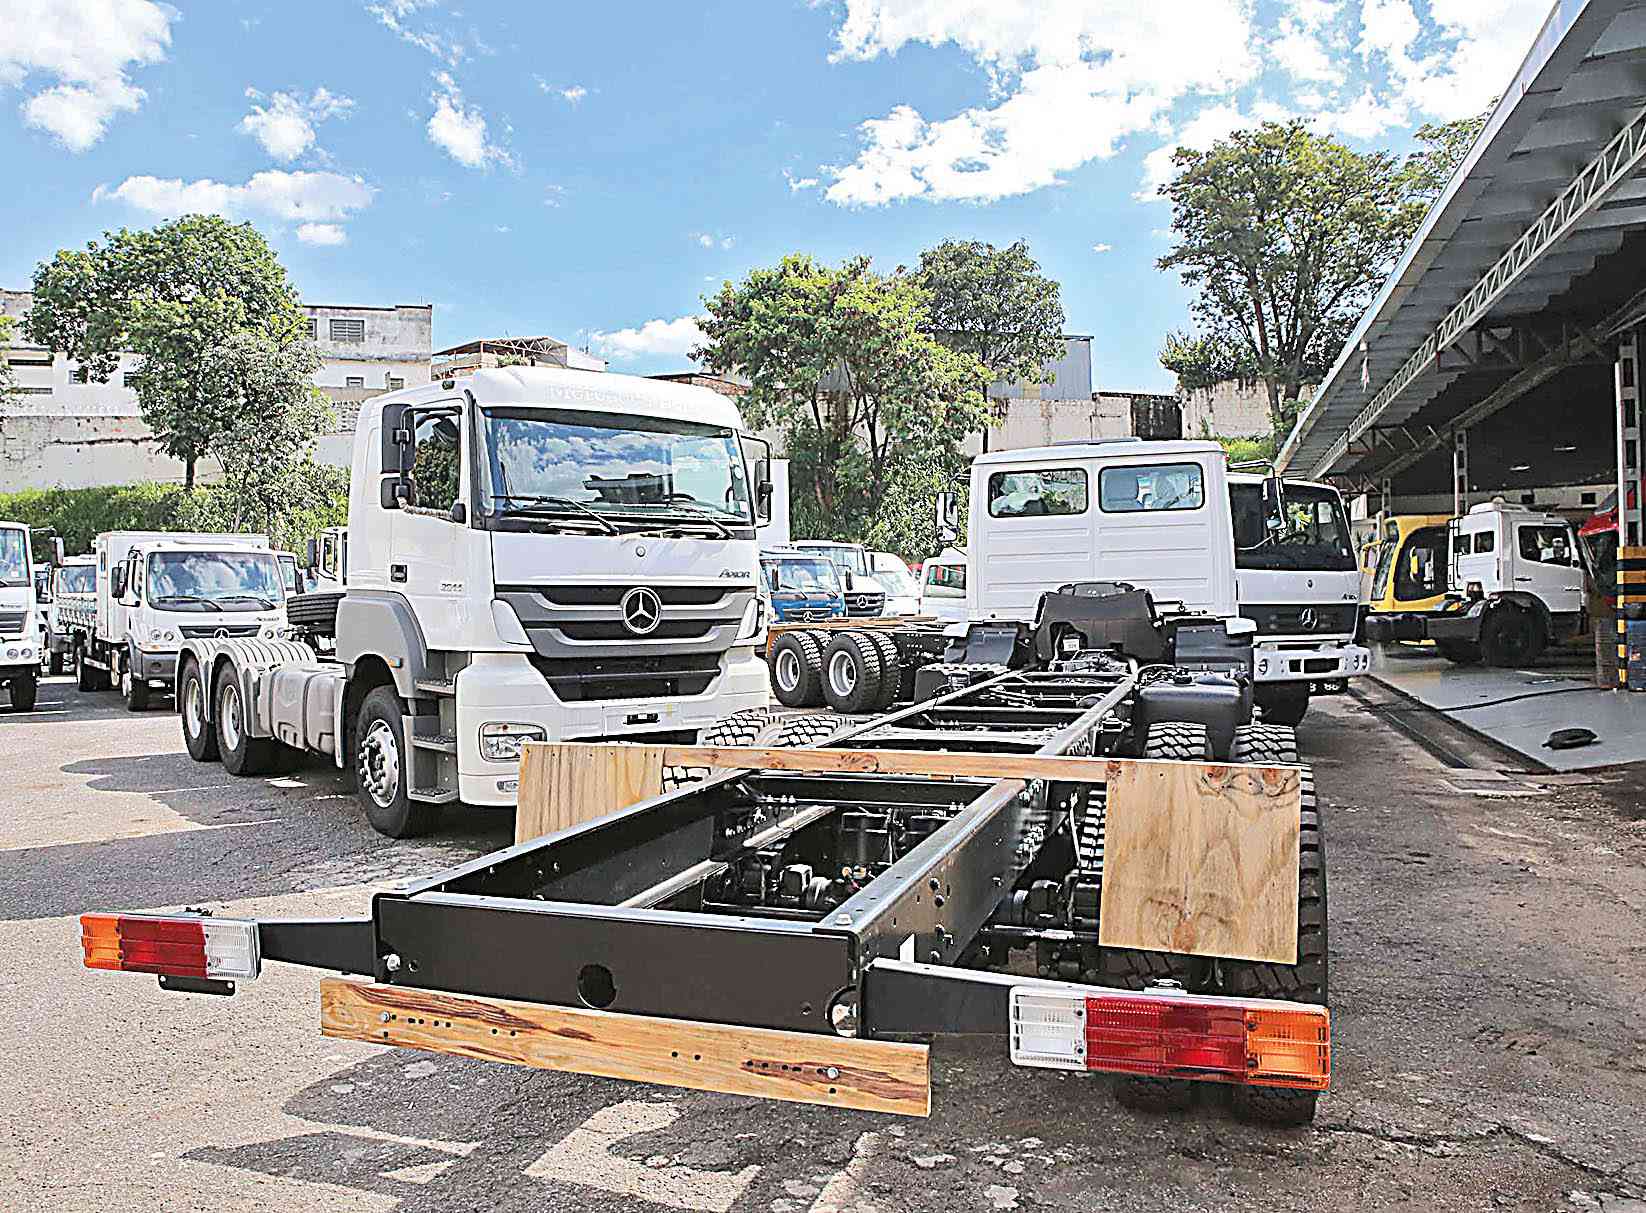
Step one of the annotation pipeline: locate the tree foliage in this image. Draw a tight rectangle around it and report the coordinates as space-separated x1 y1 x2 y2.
696 254 989 548
912 239 1067 390
0 482 186 554
1156 117 1485 436
25 215 310 488
177 462 348 553
0 314 17 404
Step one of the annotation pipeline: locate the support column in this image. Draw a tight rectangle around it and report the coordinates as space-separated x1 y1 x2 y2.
1614 327 1646 688
1452 429 1469 517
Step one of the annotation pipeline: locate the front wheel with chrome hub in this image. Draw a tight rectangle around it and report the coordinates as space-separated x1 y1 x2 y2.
179 656 218 762
120 653 150 712
353 685 440 839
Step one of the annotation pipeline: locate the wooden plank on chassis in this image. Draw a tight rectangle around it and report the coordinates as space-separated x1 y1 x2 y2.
515 742 669 845
320 978 930 1117
1098 759 1300 964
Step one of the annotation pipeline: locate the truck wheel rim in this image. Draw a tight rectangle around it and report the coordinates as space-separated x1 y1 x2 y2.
359 720 401 808
221 684 243 750
775 648 800 692
184 676 205 739
827 650 857 697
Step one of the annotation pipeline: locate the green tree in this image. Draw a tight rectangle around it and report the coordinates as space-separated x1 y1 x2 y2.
25 215 309 488
911 239 1067 388
0 314 18 404
171 332 335 544
697 255 989 541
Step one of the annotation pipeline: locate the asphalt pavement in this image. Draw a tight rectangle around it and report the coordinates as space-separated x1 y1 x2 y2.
3 673 1645 1212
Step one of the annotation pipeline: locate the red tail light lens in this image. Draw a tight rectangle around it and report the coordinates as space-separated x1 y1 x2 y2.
80 913 260 980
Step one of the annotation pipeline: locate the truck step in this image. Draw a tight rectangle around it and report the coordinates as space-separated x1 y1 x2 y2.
411 733 458 754
414 678 456 696
409 785 459 805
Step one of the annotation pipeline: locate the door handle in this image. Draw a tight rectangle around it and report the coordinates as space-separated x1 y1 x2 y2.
390 564 408 583
1513 576 1532 582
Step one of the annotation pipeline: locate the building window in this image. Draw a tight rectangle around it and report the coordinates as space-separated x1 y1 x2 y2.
387 375 405 390
16 386 52 395
71 366 89 384
330 317 366 343
122 373 139 388
306 317 318 340
345 376 365 389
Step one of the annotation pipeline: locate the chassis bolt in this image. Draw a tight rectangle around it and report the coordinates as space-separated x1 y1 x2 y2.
383 953 402 973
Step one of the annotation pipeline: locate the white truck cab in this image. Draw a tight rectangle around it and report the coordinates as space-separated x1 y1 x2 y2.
0 521 42 710
919 548 968 623
1366 498 1588 666
1229 473 1370 724
47 554 96 675
74 532 286 710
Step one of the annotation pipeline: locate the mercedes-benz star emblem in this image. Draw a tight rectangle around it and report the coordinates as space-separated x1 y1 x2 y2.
620 586 662 635
213 628 230 639
1298 607 1318 631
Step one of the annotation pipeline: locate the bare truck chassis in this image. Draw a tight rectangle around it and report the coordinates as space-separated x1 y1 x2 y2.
81 638 1329 1125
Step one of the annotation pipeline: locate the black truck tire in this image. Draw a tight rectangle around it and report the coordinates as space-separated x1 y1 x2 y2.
1106 719 1214 1113
864 631 902 711
770 632 824 708
1255 683 1310 727
822 631 884 714
355 685 440 838
216 674 277 778
48 650 65 676
1222 773 1328 1126
1436 639 1481 665
75 645 106 692
1480 605 1544 667
663 707 847 789
119 653 150 712
768 712 847 747
178 656 220 762
9 674 37 712
1230 723 1298 765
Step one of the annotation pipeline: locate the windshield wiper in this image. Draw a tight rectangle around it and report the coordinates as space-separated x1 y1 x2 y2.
491 494 621 536
646 502 733 538
216 593 277 609
153 594 223 612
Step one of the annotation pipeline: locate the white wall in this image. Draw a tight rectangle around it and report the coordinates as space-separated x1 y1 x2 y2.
1179 379 1280 439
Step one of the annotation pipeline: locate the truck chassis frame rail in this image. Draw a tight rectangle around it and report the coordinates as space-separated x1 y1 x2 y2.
81 663 1329 1119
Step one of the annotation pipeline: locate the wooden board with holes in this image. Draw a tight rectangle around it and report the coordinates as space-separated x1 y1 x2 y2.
320 978 930 1117
1098 759 1300 964
514 742 669 844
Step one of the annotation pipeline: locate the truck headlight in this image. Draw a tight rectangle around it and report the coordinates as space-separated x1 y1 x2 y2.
260 625 281 639
148 627 177 644
1257 657 1270 675
735 596 763 641
480 722 547 762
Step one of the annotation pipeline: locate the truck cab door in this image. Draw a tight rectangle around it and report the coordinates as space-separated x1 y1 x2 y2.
389 404 469 650
1512 522 1585 617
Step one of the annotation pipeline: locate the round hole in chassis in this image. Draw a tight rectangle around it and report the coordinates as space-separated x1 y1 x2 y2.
577 963 617 1009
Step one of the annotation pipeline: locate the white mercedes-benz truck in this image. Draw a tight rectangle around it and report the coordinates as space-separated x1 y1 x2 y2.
59 532 287 710
1228 472 1370 725
0 520 43 711
176 366 774 838
47 554 96 675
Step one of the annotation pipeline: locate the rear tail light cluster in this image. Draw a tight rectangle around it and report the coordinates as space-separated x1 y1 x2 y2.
80 913 260 981
1010 986 1329 1090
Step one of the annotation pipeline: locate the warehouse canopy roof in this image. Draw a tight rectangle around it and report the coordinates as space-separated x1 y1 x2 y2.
1279 0 1646 485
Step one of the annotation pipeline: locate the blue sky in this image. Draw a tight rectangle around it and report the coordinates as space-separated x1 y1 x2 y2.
0 0 1554 392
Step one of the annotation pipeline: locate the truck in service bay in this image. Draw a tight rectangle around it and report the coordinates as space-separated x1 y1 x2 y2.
174 366 776 837
0 520 43 710
1367 498 1589 666
1228 473 1370 726
56 532 287 711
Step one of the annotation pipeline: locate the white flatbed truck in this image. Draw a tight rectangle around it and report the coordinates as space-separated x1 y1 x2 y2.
0 520 43 710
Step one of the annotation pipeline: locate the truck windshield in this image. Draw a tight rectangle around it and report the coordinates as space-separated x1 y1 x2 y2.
0 529 28 588
1230 484 1356 572
57 565 95 594
765 557 840 595
480 408 753 528
146 552 284 611
799 545 869 576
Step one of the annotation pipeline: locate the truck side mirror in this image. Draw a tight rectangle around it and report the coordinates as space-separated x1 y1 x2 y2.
936 490 960 542
110 566 128 599
449 502 467 524
52 537 64 565
305 538 319 570
746 438 774 526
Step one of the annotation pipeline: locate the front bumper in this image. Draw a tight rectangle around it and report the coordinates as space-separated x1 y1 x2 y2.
132 648 179 684
0 636 39 674
453 646 772 807
1365 607 1481 644
1252 640 1370 683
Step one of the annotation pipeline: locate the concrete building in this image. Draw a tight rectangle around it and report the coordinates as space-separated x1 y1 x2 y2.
0 292 433 489
431 336 606 381
1178 378 1282 440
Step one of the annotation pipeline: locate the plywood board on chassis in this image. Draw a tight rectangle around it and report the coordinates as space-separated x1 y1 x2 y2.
515 742 669 844
320 978 930 1117
1098 760 1300 964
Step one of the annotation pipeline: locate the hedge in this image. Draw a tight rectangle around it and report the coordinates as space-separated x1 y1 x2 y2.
0 483 186 555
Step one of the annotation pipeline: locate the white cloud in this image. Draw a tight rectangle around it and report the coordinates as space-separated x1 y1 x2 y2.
821 3 1257 205
694 232 714 248
691 232 735 249
560 85 587 103
1 0 173 151
296 222 347 246
590 316 707 361
239 87 353 161
543 183 566 206
426 72 514 169
1271 19 1343 85
1137 103 1259 200
366 0 464 66
94 171 376 236
784 168 820 192
1092 242 1112 253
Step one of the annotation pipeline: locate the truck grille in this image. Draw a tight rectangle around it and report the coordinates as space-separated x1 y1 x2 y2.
179 623 262 639
510 584 735 607
528 652 721 701
1240 604 1358 636
498 582 753 662
784 607 836 622
844 590 885 617
0 609 25 636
